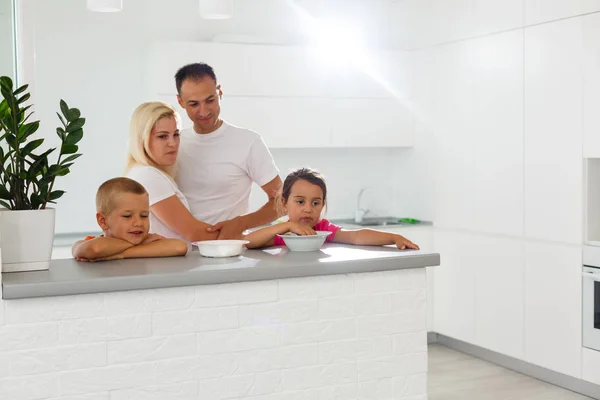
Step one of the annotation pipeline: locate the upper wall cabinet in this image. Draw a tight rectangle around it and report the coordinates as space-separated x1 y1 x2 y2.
144 41 415 148
583 13 600 158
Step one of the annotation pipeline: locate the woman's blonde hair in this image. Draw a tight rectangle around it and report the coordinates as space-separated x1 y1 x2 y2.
125 101 180 178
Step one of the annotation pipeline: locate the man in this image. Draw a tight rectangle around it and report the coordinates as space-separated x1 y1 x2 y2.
175 63 282 239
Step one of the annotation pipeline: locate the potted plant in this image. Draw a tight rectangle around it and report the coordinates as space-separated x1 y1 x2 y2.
0 76 85 272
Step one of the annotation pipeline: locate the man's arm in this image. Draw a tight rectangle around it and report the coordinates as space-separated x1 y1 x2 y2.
240 175 282 229
210 176 283 239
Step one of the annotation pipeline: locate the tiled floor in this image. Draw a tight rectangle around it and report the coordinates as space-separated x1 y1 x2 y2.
429 344 593 400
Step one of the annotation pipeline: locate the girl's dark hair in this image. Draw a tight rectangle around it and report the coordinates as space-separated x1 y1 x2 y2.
278 168 327 214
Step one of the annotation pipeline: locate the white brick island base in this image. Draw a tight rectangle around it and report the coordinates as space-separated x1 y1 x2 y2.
0 269 427 400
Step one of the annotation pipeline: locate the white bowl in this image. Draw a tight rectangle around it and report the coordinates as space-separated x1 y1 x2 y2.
276 231 332 252
192 240 250 258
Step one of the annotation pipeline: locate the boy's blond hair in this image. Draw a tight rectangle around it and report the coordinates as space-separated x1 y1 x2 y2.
125 101 180 178
96 177 148 214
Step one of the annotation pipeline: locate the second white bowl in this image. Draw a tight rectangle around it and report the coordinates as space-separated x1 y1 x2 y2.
192 240 250 258
276 231 332 251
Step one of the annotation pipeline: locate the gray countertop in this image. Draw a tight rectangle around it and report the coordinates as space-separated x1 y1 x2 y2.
1 244 440 300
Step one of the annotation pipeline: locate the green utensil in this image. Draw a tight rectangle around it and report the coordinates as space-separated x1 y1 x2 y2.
398 218 420 224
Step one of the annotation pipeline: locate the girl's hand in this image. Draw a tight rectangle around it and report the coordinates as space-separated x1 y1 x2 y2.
142 233 164 244
287 222 317 236
394 235 420 250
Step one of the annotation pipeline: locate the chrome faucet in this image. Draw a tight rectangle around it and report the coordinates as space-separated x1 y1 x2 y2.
355 187 370 223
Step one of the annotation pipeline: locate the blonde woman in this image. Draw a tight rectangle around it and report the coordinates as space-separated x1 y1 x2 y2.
125 101 219 243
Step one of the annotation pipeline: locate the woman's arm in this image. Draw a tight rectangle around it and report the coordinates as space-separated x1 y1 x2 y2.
150 195 220 242
333 229 419 250
245 221 318 248
72 237 135 259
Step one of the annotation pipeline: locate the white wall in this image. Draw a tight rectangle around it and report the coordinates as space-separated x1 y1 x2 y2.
400 0 593 380
0 0 14 79
19 0 426 234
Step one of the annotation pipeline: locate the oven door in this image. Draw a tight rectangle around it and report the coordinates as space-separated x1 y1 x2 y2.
583 267 600 352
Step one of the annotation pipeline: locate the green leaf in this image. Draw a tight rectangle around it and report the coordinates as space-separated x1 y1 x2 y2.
56 127 66 141
65 128 83 145
18 121 39 140
21 138 44 156
6 133 16 149
61 154 81 164
13 84 28 96
56 167 70 176
66 108 80 122
17 93 31 105
30 193 42 209
61 144 78 154
0 76 13 92
0 99 8 118
60 100 69 117
56 112 66 127
48 190 65 201
0 185 10 200
0 199 12 209
66 118 85 133
19 105 33 123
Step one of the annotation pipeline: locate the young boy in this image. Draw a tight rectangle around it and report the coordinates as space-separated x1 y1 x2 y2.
72 177 188 262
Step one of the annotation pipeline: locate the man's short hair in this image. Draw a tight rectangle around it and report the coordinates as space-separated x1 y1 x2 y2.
175 63 218 94
96 177 148 214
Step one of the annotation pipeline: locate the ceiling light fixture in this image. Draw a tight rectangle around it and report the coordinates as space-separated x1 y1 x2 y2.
87 0 123 12
199 0 233 19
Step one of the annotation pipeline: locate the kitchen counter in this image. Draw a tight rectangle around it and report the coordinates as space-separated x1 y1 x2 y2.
0 244 438 399
1 244 439 300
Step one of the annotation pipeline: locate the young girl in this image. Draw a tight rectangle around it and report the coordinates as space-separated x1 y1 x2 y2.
245 168 419 250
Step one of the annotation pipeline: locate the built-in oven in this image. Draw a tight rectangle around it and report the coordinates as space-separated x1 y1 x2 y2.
583 246 600 352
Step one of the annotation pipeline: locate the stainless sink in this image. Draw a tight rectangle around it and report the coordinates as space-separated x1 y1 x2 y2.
331 217 403 227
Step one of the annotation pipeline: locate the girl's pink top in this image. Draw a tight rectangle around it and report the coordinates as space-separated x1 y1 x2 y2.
273 219 342 246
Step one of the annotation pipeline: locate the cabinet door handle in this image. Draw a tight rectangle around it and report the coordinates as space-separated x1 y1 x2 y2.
582 272 600 282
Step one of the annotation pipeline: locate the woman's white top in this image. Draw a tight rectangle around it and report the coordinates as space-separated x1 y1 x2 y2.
126 165 190 243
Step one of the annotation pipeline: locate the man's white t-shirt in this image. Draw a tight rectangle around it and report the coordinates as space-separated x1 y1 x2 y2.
176 121 279 225
126 165 190 242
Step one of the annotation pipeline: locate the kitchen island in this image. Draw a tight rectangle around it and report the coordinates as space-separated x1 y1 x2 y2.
0 244 439 399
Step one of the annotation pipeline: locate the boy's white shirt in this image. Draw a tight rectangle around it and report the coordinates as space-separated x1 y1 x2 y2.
126 165 190 243
176 121 279 225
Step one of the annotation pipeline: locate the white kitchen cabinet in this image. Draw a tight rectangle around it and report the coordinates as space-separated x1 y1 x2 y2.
583 13 600 158
524 242 582 378
330 98 414 148
472 235 524 359
145 41 415 149
433 230 476 343
474 0 524 36
145 41 330 98
583 348 600 385
471 30 524 237
525 0 600 26
524 18 583 244
221 97 332 148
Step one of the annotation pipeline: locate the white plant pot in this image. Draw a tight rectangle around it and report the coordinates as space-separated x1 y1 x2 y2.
0 208 55 273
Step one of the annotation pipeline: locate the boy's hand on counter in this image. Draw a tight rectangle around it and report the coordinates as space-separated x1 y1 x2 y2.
394 235 420 250
142 233 165 244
